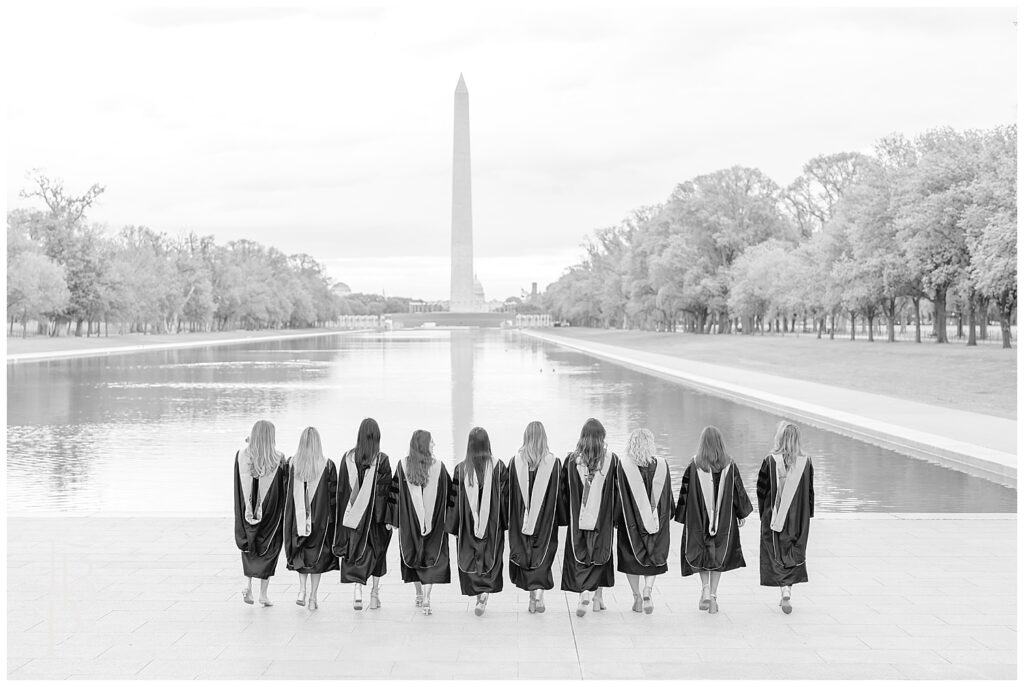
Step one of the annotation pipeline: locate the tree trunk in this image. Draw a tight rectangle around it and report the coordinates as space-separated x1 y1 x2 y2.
9 316 14 336
829 312 835 340
967 289 977 347
933 288 948 343
956 308 964 340
816 316 822 339
849 311 856 340
886 298 896 342
978 295 989 340
997 290 1014 349
867 312 875 342
912 297 921 343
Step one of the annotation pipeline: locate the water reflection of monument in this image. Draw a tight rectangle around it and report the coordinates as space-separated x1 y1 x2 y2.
449 329 475 459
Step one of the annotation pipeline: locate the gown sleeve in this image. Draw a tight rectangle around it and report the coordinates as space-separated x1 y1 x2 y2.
556 454 571 527
808 460 815 519
732 467 754 520
374 454 393 524
384 469 400 529
608 454 621 525
445 463 462 536
233 453 247 551
328 461 338 524
497 461 510 532
673 464 690 524
756 457 770 517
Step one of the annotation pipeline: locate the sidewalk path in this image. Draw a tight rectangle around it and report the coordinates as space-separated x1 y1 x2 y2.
524 331 1017 485
7 515 1015 680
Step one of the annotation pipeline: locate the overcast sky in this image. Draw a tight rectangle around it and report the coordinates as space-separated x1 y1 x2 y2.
5 4 1016 300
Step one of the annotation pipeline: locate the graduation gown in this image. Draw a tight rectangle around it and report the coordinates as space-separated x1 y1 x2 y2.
673 460 753 576
447 459 510 595
333 451 394 583
558 452 619 593
385 458 453 585
507 453 561 591
283 460 339 574
756 454 814 586
615 457 673 575
233 451 288 579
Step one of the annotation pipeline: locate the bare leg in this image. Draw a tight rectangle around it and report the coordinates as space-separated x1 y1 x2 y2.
780 585 792 614
642 575 656 614
576 590 591 617
707 572 721 614
535 589 546 613
593 587 606 611
242 576 254 604
258 578 272 606
626 574 642 612
353 582 364 610
422 583 433 615
698 571 711 610
309 574 321 610
414 581 424 606
296 573 308 606
370 576 381 609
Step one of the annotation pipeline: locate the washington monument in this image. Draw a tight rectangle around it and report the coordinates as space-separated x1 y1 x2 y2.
449 73 485 312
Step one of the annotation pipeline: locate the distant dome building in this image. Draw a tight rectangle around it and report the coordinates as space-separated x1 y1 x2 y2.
331 282 352 296
472 275 485 303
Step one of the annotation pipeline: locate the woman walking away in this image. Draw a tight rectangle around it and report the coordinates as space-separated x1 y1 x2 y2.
674 426 753 614
559 418 619 617
507 421 561 614
615 428 673 615
233 420 289 607
385 430 453 616
283 427 338 610
757 420 814 614
447 427 509 616
334 418 394 611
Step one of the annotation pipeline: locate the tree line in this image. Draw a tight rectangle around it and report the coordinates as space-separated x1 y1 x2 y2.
542 125 1017 348
6 173 388 337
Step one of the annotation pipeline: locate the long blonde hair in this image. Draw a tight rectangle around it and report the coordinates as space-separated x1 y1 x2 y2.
626 428 656 467
518 421 550 469
694 425 731 472
772 420 806 471
291 427 327 483
245 420 284 477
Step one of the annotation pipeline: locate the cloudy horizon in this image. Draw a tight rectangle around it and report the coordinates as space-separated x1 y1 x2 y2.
5 4 1016 301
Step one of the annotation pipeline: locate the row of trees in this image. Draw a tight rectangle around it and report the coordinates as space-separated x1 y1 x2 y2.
7 174 347 337
542 125 1017 348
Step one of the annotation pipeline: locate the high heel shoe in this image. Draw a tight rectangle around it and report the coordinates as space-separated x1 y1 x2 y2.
528 592 537 614
780 587 792 615
242 588 254 605
593 593 606 612
295 590 306 607
708 595 719 614
369 589 380 610
642 586 654 615
353 585 363 611
631 593 643 613
576 592 590 617
474 593 488 616
259 597 274 607
415 591 424 607
535 593 546 614
308 596 318 611
422 598 432 616
699 585 711 611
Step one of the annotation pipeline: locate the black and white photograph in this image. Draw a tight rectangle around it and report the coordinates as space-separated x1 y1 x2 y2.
4 1 1018 681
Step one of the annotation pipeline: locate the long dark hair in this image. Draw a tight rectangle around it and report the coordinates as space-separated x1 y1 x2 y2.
354 417 381 468
695 425 731 472
406 429 435 487
574 418 607 472
465 426 492 486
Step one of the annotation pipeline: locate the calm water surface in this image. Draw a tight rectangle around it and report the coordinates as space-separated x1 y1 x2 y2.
6 329 1016 513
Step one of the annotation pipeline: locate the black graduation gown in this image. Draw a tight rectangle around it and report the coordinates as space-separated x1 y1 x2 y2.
756 455 814 586
283 461 340 574
558 452 619 593
615 460 673 576
507 457 562 591
384 460 452 585
333 451 394 583
233 453 288 579
673 461 753 576
447 460 510 595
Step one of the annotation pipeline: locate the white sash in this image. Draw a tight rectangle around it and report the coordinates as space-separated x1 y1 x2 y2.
464 460 494 539
291 462 325 537
576 457 609 531
620 456 669 534
695 462 731 536
342 451 378 530
516 451 555 536
770 454 808 533
238 450 276 525
404 457 442 536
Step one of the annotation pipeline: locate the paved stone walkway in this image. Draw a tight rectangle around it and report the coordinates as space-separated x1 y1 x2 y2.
7 515 1016 680
523 331 1016 485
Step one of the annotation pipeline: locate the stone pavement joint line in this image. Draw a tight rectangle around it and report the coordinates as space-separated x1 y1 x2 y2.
522 330 1017 486
6 516 1016 680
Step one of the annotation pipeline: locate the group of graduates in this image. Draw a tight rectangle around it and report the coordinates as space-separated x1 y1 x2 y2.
233 416 814 617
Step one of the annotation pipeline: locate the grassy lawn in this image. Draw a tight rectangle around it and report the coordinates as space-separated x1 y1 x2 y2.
549 328 1016 419
5 328 348 356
